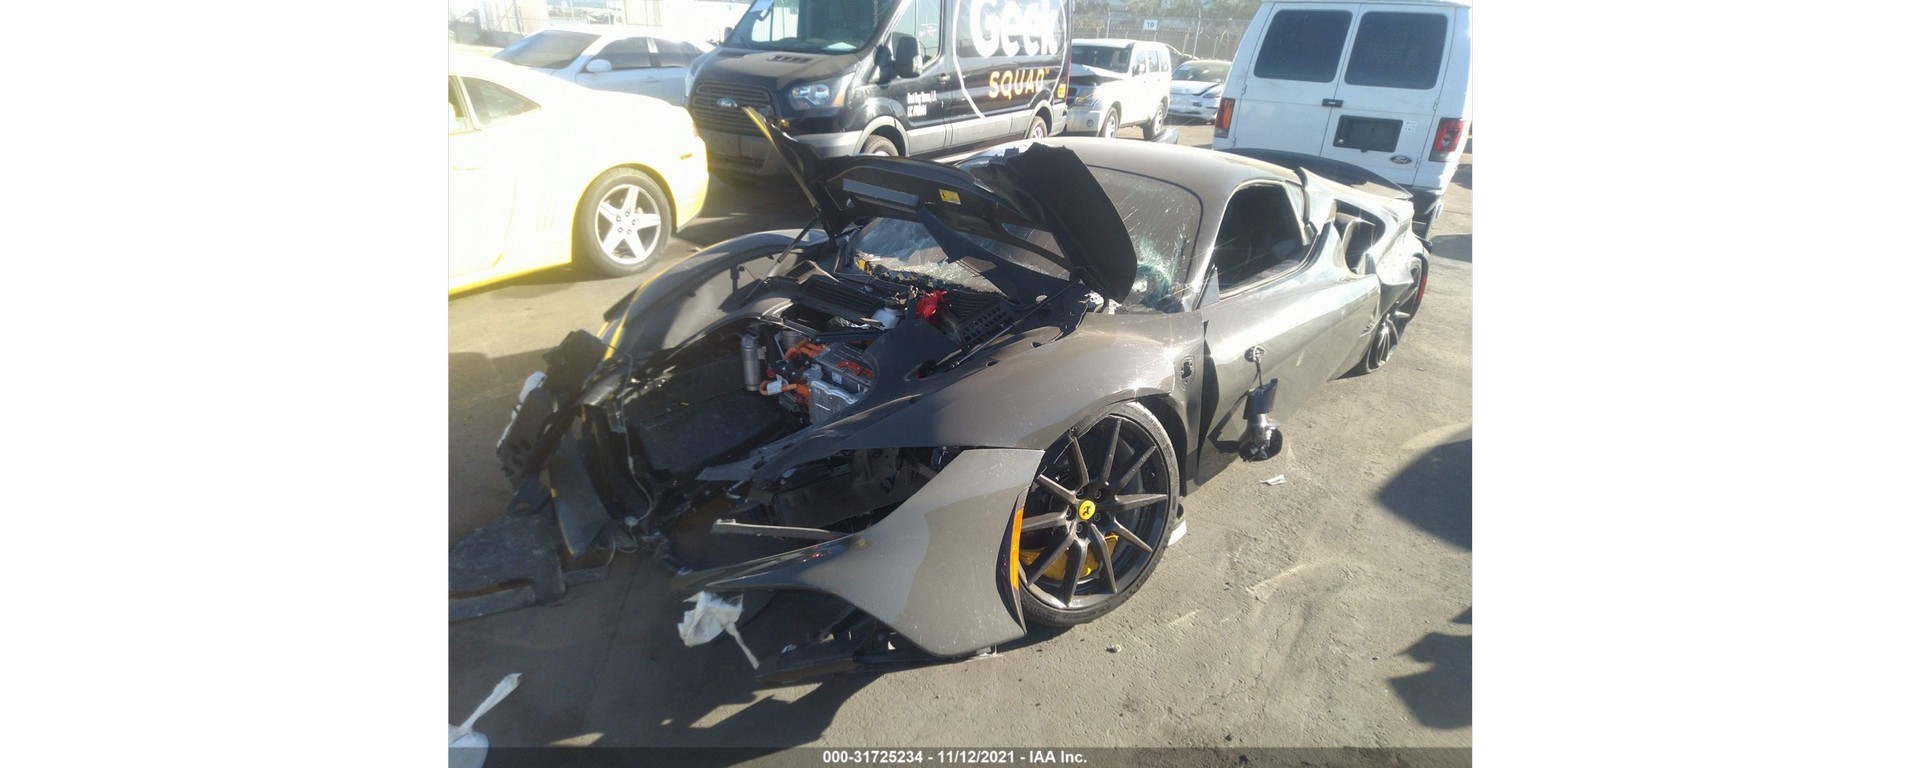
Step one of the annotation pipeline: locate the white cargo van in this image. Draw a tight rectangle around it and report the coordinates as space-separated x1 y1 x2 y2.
1213 0 1470 234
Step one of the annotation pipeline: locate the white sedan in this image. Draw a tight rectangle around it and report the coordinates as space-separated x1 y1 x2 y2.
492 25 711 107
449 52 708 293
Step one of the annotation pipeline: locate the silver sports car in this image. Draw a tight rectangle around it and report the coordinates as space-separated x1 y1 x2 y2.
462 110 1431 683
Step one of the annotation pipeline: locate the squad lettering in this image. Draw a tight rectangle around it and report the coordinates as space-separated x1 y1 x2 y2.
966 0 1060 58
986 67 1050 99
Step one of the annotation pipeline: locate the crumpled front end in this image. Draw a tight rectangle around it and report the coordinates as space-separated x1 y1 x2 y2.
472 237 1091 680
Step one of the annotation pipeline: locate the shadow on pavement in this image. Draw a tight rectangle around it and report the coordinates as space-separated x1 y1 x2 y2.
677 179 814 248
1375 438 1471 551
1429 233 1471 264
1388 607 1472 730
450 556 881 755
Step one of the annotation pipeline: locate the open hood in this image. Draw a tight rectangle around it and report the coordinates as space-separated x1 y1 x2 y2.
742 108 1136 303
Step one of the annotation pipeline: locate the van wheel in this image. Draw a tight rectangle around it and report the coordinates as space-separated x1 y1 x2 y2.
1098 108 1119 139
1144 100 1166 139
859 135 899 156
1028 116 1048 140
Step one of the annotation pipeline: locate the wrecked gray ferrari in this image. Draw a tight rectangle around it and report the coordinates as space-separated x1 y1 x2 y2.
463 111 1430 682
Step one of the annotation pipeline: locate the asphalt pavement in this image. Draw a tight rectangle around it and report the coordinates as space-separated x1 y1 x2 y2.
448 122 1472 756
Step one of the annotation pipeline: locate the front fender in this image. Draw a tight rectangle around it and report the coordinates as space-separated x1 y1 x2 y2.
674 448 1041 657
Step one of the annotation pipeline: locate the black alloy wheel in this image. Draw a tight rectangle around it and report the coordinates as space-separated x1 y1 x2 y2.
1017 402 1179 626
1352 261 1424 375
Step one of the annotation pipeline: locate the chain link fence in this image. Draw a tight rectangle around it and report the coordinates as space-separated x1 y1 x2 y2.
1070 14 1252 61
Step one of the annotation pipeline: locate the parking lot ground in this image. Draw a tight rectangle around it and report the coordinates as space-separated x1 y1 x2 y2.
449 123 1471 754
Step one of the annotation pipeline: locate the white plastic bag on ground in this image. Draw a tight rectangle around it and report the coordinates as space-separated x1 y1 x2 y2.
449 672 520 768
678 591 759 668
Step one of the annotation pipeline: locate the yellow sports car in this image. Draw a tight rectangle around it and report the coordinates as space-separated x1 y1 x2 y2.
449 51 707 293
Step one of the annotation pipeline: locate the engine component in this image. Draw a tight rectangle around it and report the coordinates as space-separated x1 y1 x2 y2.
740 332 763 391
800 342 875 424
811 343 874 391
914 290 946 322
934 292 1017 348
804 373 861 425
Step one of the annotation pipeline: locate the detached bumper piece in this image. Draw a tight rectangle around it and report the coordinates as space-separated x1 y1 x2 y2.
447 507 614 622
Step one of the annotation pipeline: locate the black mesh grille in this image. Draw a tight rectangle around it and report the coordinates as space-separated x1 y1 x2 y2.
690 82 775 133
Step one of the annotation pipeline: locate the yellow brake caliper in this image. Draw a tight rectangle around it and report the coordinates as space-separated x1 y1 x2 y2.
1020 532 1120 581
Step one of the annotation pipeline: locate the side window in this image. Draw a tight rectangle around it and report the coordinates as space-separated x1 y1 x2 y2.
889 0 942 68
594 37 656 70
1212 185 1307 292
1344 12 1448 90
462 78 539 127
448 76 474 133
656 40 699 68
1252 9 1352 82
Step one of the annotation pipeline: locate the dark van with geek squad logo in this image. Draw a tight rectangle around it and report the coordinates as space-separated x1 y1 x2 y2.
688 0 1069 181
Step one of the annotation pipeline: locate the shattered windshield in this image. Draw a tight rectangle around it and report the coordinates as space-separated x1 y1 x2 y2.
849 165 1198 313
850 221 1066 295
1085 166 1200 313
731 0 895 53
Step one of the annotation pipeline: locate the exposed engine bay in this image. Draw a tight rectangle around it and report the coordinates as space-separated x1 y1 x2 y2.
591 243 1040 546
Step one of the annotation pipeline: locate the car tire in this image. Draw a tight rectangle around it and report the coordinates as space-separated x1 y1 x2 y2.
1017 401 1180 627
574 167 672 278
1144 100 1166 140
1347 260 1424 376
859 135 899 156
1028 115 1048 140
1097 108 1119 139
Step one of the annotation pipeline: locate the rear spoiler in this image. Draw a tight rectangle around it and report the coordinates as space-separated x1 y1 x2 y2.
1219 148 1413 202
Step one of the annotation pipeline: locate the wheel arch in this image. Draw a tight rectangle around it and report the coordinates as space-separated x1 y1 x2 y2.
860 119 907 156
1133 394 1191 493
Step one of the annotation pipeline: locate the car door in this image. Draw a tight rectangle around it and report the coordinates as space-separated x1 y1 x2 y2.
447 76 515 280
881 0 955 153
448 76 543 282
575 36 682 103
1316 7 1456 186
1222 4 1356 152
1192 183 1376 479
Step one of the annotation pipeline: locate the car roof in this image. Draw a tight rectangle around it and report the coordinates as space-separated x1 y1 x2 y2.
1024 138 1302 201
534 23 708 44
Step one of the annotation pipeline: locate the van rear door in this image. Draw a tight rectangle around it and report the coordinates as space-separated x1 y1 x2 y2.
1315 6 1457 187
1223 4 1358 154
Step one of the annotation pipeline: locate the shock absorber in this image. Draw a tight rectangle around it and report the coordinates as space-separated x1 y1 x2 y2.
740 332 763 392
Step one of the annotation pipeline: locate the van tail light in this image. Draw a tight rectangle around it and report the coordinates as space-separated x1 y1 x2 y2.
1215 98 1235 137
1429 118 1465 162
